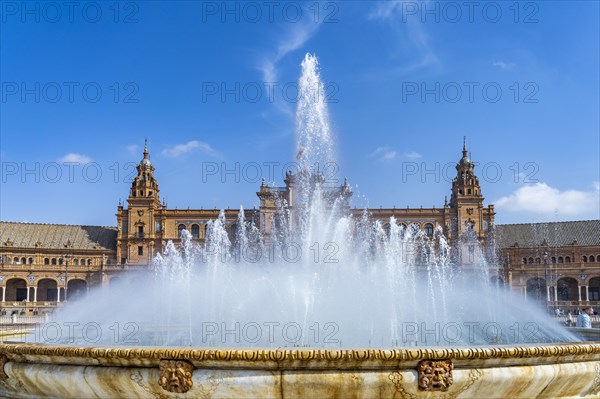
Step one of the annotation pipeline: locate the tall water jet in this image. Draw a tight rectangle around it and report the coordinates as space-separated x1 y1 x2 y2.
295 53 334 175
293 54 339 247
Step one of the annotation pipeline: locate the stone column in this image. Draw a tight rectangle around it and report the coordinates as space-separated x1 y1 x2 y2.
554 286 558 301
1 286 5 302
546 286 551 301
33 287 37 302
57 288 61 303
585 285 589 302
26 287 30 302
578 285 582 302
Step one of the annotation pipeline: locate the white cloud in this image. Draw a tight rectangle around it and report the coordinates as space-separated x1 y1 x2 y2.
369 146 398 161
58 153 92 164
493 61 515 70
368 1 402 20
495 182 600 217
403 151 422 159
259 22 320 84
369 147 422 161
368 2 440 73
367 2 400 20
126 144 140 156
257 9 322 117
161 140 219 159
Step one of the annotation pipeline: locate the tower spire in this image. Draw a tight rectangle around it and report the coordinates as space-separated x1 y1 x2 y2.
143 138 149 160
462 136 468 158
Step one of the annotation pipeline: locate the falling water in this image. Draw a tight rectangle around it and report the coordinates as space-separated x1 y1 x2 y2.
30 54 579 348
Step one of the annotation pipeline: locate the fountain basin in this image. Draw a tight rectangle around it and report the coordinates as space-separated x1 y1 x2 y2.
0 342 599 398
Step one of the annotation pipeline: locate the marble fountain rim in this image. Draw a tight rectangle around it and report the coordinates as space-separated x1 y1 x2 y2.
1 341 599 370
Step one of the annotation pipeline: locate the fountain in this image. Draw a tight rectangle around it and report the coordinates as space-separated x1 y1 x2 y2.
0 54 598 398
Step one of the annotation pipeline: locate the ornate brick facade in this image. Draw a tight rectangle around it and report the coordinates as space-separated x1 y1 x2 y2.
0 141 596 314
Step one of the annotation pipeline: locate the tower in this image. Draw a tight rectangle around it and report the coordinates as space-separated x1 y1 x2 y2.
116 140 162 266
449 139 493 240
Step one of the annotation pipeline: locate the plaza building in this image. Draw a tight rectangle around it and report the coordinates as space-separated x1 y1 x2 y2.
0 223 117 314
497 220 600 314
0 142 597 315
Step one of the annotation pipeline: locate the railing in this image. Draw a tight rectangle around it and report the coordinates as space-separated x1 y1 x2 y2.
104 264 125 270
125 265 148 271
554 315 600 323
548 301 600 306
0 264 101 271
4 301 60 308
0 315 48 324
0 262 145 273
102 264 148 270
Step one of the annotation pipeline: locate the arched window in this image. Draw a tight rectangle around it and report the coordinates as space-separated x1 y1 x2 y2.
557 277 578 301
565 256 571 263
59 258 64 265
424 223 434 238
558 257 563 264
591 255 596 262
28 257 33 264
522 258 527 265
535 257 540 264
383 223 391 237
51 258 57 265
191 224 200 239
73 259 79 266
582 256 588 262
178 224 186 237
551 257 556 264
528 257 534 264
21 257 26 264
44 258 49 265
80 259 85 266
87 259 92 266
526 278 546 302
13 257 18 264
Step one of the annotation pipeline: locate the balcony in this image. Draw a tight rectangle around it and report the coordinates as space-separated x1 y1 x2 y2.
549 300 600 307
0 315 48 325
0 263 101 272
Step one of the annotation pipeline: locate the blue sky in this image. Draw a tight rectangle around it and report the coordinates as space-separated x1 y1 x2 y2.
1 1 599 226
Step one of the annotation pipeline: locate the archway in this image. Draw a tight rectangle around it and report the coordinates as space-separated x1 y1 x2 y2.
557 277 578 301
37 279 58 301
589 277 600 301
67 279 87 301
5 278 28 302
526 278 546 302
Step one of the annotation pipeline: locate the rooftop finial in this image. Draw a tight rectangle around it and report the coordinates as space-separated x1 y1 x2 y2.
462 136 468 158
143 138 149 159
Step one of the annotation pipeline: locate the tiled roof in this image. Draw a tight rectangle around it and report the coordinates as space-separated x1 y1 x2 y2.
0 222 117 250
496 220 600 249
